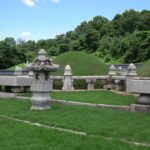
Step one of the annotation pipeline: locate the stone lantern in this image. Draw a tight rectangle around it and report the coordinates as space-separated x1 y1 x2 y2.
25 49 59 110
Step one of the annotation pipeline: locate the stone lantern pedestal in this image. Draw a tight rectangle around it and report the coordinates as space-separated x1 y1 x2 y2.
25 49 59 110
30 72 52 110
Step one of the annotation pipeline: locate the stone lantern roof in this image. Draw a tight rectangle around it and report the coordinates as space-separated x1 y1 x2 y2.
25 49 59 72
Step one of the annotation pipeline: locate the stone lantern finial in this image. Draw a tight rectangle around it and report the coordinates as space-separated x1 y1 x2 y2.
127 63 137 76
64 65 72 76
108 65 117 76
14 66 22 76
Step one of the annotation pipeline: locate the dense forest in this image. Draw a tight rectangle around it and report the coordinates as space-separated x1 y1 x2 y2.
0 9 150 69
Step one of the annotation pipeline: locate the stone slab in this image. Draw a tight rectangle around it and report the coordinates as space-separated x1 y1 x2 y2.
0 76 33 86
130 104 150 113
127 80 150 94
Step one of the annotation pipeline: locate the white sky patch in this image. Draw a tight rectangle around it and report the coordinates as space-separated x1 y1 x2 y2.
51 0 60 3
22 32 31 36
22 0 36 7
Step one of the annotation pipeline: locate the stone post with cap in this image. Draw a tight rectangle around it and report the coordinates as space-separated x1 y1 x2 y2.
11 67 23 93
62 65 74 91
104 65 117 90
126 63 137 93
25 49 59 110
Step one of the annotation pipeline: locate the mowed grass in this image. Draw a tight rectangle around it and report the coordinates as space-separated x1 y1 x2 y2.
8 51 108 76
0 119 149 150
52 51 108 76
0 98 149 144
22 90 138 106
51 90 138 106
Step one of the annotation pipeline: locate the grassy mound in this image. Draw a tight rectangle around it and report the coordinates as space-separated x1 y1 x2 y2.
8 51 108 76
137 60 150 77
52 51 108 76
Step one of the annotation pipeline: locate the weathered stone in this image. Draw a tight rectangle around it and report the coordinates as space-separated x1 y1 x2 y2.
104 84 113 90
126 63 137 93
138 94 150 105
14 67 22 76
130 104 150 113
127 63 137 76
108 65 117 76
127 79 150 94
11 86 23 93
115 80 121 91
105 65 117 90
62 65 74 91
28 71 34 76
86 79 96 90
117 66 123 74
25 49 59 110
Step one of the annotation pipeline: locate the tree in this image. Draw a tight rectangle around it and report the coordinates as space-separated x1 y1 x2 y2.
84 29 100 52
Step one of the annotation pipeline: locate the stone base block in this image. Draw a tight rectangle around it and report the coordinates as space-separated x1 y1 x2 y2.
31 100 51 110
130 104 150 113
138 94 150 105
104 85 113 90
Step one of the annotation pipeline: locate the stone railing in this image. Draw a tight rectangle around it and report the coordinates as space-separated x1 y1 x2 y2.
50 64 127 91
0 63 143 93
0 64 129 92
0 63 150 113
108 63 141 75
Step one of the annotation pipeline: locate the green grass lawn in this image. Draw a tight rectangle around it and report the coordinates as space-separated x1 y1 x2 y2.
22 90 138 106
0 98 149 144
137 59 150 77
51 90 138 106
0 118 149 150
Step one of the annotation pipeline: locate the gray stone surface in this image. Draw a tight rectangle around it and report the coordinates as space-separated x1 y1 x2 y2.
126 64 150 107
127 79 150 94
138 94 150 104
115 80 121 91
0 76 32 86
126 63 137 93
0 92 16 98
26 49 59 110
108 65 117 76
62 65 74 91
86 79 96 90
11 86 23 93
130 104 150 113
14 67 22 76
127 63 137 76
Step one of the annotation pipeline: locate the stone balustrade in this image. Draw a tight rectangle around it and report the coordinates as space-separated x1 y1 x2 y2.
0 64 130 92
0 62 150 113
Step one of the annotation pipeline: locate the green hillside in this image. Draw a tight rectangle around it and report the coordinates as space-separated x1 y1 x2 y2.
8 51 108 76
137 60 150 77
52 51 108 76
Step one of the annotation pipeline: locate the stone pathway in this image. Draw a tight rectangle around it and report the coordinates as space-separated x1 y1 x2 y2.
0 114 150 147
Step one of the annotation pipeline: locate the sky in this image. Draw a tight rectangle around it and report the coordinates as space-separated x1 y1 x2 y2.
0 0 150 41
